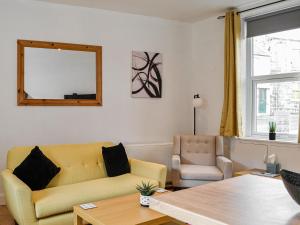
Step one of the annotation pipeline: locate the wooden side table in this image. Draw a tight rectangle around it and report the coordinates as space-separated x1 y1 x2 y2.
234 168 281 180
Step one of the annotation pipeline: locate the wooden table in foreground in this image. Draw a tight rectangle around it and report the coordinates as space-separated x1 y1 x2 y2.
73 193 185 225
150 175 300 225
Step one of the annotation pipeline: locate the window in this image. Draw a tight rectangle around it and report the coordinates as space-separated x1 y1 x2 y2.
247 27 300 139
258 88 267 114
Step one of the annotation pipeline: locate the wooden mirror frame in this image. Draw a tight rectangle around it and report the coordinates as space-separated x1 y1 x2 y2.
17 40 102 106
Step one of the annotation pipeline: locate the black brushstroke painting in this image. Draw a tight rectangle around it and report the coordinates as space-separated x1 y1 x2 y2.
132 51 162 98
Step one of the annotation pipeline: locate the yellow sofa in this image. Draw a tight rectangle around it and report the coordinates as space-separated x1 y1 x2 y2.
1 142 167 225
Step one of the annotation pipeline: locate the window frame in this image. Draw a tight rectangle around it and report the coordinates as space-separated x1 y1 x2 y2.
246 37 300 140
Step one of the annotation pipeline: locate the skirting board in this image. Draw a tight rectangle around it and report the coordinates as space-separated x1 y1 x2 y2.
0 193 6 205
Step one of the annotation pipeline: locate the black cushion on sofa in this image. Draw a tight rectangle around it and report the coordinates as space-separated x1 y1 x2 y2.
102 143 130 177
13 146 61 191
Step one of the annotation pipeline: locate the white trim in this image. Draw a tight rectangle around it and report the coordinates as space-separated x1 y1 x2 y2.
236 136 299 146
240 0 300 19
252 75 257 135
240 19 249 136
123 142 172 147
246 38 253 137
251 72 300 81
0 193 6 205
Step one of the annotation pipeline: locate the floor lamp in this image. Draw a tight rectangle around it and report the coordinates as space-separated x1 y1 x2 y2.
193 94 203 135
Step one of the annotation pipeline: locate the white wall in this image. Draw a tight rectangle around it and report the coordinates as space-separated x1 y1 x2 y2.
0 0 194 201
190 17 225 135
231 139 300 173
124 143 173 181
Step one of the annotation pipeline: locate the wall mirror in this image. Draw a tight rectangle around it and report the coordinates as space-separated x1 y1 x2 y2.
17 40 102 106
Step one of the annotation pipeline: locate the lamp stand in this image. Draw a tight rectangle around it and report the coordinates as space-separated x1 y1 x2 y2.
193 94 202 135
194 107 196 135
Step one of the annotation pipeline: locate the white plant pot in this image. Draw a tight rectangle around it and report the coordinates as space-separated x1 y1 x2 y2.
140 194 151 207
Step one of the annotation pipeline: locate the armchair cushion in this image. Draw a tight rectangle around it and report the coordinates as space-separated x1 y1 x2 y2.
180 135 216 166
180 164 223 181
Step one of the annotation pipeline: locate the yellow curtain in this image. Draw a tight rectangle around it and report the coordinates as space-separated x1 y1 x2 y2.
220 11 242 137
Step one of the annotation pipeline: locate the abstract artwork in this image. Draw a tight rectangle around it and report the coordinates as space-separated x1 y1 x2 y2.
132 51 162 98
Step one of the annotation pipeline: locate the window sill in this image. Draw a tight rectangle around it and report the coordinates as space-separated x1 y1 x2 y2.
236 136 299 145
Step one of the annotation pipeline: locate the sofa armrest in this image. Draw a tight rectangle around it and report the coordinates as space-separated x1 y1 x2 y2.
216 156 233 179
129 159 167 188
171 155 181 186
1 169 37 225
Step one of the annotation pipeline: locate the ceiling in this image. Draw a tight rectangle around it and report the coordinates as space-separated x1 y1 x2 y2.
35 0 277 22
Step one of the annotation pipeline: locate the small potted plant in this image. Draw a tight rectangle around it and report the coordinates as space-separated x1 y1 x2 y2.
269 121 276 140
136 181 157 207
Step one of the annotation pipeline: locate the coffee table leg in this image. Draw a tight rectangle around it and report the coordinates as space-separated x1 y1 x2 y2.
74 214 84 225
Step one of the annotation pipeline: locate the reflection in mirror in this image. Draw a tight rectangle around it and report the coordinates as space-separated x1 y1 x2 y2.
24 48 96 100
17 40 102 106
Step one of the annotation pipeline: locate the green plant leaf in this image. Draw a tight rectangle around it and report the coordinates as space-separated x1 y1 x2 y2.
136 181 157 196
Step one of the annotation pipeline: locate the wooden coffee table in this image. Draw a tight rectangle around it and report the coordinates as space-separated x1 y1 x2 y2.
73 193 185 225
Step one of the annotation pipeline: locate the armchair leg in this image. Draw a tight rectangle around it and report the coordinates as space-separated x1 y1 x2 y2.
171 170 181 187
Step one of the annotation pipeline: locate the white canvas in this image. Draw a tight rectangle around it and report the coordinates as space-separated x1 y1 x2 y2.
132 51 162 98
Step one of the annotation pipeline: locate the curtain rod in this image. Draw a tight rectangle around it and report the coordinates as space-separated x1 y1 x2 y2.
217 0 287 19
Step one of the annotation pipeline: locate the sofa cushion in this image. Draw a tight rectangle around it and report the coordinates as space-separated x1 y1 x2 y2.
13 146 60 191
102 143 130 177
180 164 223 181
32 173 159 219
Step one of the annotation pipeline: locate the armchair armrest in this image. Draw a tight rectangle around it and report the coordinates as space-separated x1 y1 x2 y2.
1 169 37 225
216 156 233 179
172 155 181 171
171 155 181 186
129 159 167 188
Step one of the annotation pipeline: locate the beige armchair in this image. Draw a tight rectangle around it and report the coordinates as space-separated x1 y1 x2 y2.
172 135 233 187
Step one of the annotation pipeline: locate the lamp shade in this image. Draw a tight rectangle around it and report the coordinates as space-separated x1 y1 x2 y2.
193 97 203 108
